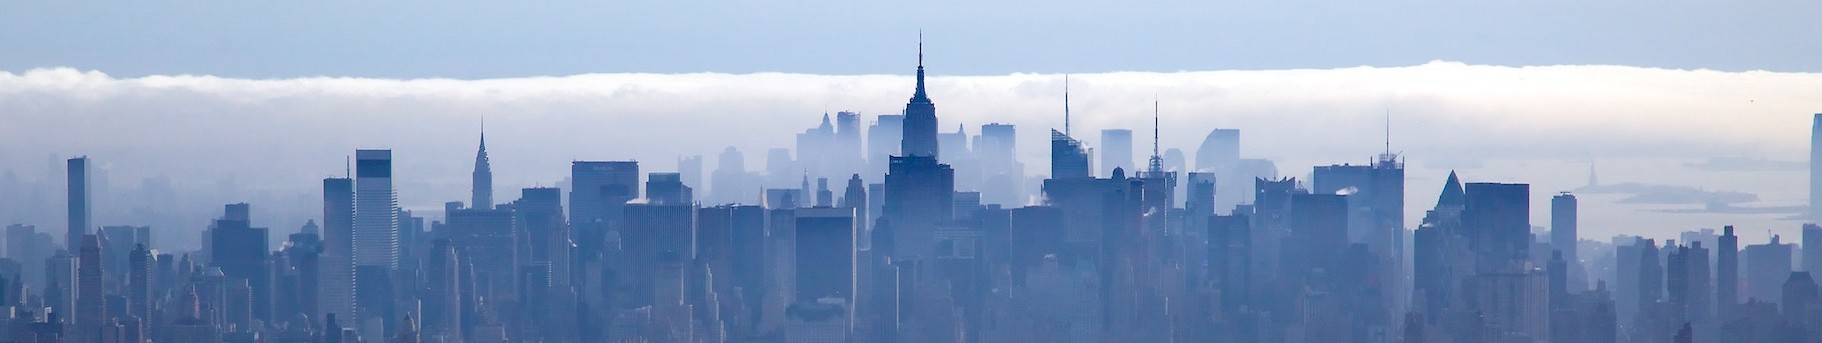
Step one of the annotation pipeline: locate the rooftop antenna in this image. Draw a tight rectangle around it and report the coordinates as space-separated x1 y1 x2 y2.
345 156 351 178
918 30 924 67
1064 75 1071 136
1147 97 1164 173
1384 108 1391 156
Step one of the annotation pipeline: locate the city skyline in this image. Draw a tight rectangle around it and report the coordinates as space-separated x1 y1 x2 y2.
0 31 1820 341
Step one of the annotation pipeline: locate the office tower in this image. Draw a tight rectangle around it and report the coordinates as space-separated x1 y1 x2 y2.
444 205 514 300
1806 224 1822 271
1100 129 1134 177
977 123 1021 206
621 202 696 308
1718 226 1740 318
1812 113 1821 220
1784 272 1821 336
1050 130 1091 179
1678 242 1714 335
836 111 864 170
210 203 272 323
128 243 151 327
901 38 938 159
883 155 955 262
679 155 704 196
279 225 322 326
1195 129 1240 172
75 234 102 340
570 161 640 245
1745 235 1793 303
1464 182 1531 271
473 131 493 210
795 208 857 302
1553 192 1581 290
868 115 905 177
816 178 833 207
841 175 868 234
1310 154 1405 298
352 149 398 329
424 240 461 342
711 146 759 204
67 156 89 252
648 172 694 205
320 177 356 323
798 114 837 177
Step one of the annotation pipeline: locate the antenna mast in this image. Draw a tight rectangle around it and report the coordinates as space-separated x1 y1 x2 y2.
1064 75 1071 136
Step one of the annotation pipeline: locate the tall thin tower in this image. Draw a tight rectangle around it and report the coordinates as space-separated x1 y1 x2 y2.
67 156 90 252
1147 99 1164 174
1812 114 1821 221
320 176 356 322
472 128 493 210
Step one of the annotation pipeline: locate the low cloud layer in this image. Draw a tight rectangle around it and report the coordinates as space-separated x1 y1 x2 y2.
0 62 1816 246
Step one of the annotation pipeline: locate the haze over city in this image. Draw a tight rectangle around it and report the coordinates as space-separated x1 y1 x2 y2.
1 1 1819 342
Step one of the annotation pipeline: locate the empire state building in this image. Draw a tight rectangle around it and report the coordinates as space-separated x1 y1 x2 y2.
901 38 938 159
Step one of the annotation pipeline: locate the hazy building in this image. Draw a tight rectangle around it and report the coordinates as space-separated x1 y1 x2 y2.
647 172 694 205
1100 129 1133 177
1811 113 1821 220
472 132 493 210
1718 226 1740 318
1806 224 1822 272
75 234 103 341
570 160 639 257
209 203 272 323
1553 193 1582 290
795 208 857 302
1195 129 1240 172
67 156 90 252
1050 130 1091 180
320 177 356 325
901 43 938 160
353 149 398 326
867 115 904 178
1745 235 1793 304
883 155 954 262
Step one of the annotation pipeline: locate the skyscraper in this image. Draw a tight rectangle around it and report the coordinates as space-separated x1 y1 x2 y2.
795 207 858 302
1745 235 1793 303
128 243 151 326
1050 130 1091 180
1464 182 1531 272
76 234 103 340
353 149 398 327
1195 129 1240 172
1100 129 1134 177
1811 113 1821 220
210 203 272 323
1805 224 1822 272
901 37 938 159
473 130 493 210
67 156 90 252
1718 226 1739 318
569 161 640 254
1553 192 1581 290
321 177 356 323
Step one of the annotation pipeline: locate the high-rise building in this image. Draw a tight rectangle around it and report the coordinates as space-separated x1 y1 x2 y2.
883 155 954 262
320 177 356 323
1811 113 1821 220
1745 235 1793 303
473 131 493 210
648 172 694 205
210 203 272 322
1464 182 1531 272
353 149 398 326
795 207 857 302
1100 129 1134 177
75 234 103 340
445 206 514 300
1718 226 1740 318
1805 224 1822 272
127 243 151 327
867 115 905 178
423 239 462 342
569 161 640 254
354 149 399 270
67 156 90 252
679 155 704 197
901 39 938 159
977 123 1022 206
836 111 864 171
1195 129 1240 172
1553 192 1581 291
1050 130 1091 180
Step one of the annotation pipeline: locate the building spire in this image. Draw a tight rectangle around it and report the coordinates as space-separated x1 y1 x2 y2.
912 31 928 101
1064 75 1071 136
1148 97 1164 174
472 121 494 210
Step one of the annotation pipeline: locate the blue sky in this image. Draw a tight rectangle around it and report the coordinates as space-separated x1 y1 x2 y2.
3 1 1818 78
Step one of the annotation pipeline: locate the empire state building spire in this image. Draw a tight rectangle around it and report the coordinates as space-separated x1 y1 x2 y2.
472 126 493 210
901 32 939 158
